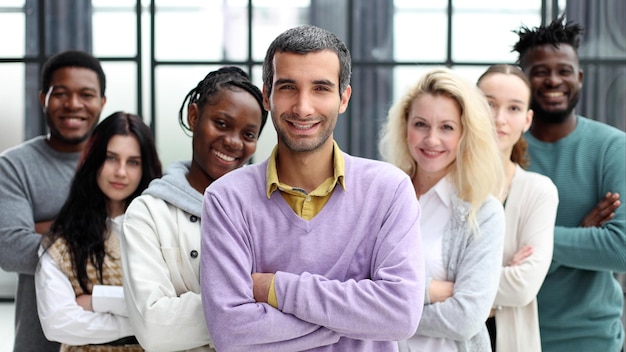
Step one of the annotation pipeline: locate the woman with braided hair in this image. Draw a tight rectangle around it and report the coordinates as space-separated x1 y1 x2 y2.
120 66 268 351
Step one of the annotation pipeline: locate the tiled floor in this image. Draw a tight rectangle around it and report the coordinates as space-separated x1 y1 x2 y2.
0 301 15 352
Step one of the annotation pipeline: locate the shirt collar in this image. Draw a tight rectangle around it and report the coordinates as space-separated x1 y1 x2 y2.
430 176 454 208
266 141 346 198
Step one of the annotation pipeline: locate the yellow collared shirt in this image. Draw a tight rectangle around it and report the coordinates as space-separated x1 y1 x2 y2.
266 141 346 220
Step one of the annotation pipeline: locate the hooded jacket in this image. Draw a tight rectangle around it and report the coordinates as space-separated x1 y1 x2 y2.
121 161 215 352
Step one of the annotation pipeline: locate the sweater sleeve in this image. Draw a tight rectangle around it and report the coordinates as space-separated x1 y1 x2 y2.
0 154 42 275
121 196 213 351
417 198 505 340
551 133 626 273
494 174 558 307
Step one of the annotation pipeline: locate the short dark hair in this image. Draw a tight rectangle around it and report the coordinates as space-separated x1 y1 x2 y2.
41 50 107 97
178 66 268 136
262 24 352 97
513 14 584 66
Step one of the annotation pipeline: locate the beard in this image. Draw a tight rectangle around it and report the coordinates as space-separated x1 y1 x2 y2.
531 92 580 125
46 113 98 145
48 128 92 145
274 114 336 153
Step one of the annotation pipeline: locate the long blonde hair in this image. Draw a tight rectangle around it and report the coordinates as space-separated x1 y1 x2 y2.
379 67 503 227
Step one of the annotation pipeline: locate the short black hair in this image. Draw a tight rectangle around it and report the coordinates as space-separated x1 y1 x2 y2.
512 14 584 65
41 50 106 97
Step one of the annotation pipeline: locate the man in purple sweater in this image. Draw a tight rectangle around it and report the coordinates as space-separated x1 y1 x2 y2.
200 25 424 351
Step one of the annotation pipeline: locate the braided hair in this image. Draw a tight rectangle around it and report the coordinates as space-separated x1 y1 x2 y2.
178 66 268 135
513 14 584 65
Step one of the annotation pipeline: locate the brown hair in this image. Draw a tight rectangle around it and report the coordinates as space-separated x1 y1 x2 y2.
477 64 531 169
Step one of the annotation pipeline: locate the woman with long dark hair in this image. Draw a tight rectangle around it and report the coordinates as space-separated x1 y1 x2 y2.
35 111 162 351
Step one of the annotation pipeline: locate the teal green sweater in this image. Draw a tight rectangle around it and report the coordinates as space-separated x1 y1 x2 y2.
525 116 626 352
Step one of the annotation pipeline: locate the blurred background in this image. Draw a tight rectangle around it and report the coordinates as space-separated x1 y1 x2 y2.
0 0 624 349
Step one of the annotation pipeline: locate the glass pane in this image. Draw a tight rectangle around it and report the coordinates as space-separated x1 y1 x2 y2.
250 64 274 164
393 1 448 62
0 63 25 151
452 0 541 63
392 65 490 105
251 0 310 61
154 0 249 61
0 13 25 57
100 62 138 120
1 0 25 5
392 66 432 102
452 65 491 86
222 0 251 61
453 0 539 10
92 0 135 6
92 8 137 57
558 0 566 14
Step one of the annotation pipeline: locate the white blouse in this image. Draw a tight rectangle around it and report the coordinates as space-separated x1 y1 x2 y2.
400 177 457 352
34 215 134 345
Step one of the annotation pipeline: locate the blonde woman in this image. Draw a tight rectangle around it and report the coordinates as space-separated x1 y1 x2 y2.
379 67 505 352
477 64 558 352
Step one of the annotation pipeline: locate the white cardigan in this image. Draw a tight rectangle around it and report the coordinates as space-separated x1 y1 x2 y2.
493 166 558 352
121 194 215 352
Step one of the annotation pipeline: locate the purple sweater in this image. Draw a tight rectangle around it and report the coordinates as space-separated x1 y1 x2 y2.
200 153 424 352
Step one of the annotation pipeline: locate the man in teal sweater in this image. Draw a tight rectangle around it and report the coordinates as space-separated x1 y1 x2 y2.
513 15 625 352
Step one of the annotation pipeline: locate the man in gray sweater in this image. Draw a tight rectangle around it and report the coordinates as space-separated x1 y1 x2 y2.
0 50 106 352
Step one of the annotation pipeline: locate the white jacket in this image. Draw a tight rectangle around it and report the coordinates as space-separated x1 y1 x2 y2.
121 161 215 352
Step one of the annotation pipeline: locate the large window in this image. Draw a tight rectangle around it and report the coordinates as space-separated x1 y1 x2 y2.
2 0 624 168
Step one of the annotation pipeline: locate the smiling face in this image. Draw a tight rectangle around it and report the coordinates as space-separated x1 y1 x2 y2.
187 88 263 191
97 135 143 217
263 50 351 154
478 72 533 157
407 93 462 184
39 67 106 152
521 43 583 124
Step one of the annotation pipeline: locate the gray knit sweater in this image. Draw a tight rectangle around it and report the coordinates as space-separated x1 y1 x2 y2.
0 136 80 352
411 189 505 352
